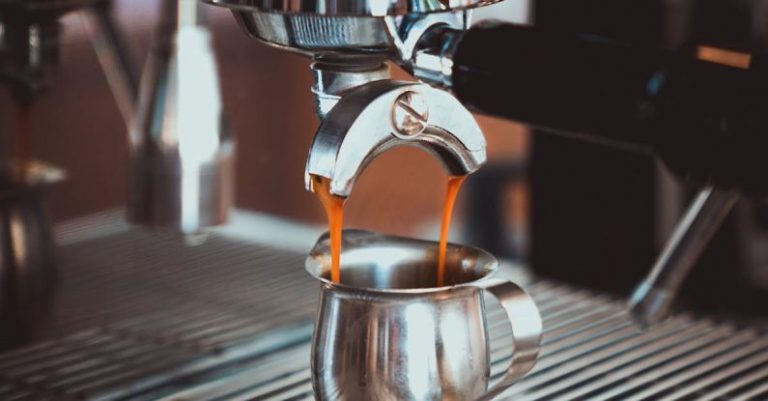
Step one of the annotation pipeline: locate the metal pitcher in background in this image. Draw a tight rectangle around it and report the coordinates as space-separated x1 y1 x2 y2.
0 161 63 348
306 230 542 401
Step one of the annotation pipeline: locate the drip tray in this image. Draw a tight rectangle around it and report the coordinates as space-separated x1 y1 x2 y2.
0 210 767 400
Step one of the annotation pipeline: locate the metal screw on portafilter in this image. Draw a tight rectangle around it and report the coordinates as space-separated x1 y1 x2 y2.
128 0 234 235
392 91 429 138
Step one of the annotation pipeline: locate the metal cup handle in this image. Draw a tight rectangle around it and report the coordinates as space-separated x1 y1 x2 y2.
472 278 542 400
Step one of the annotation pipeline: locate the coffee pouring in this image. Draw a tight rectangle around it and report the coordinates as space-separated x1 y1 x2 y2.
299 64 542 399
307 230 542 401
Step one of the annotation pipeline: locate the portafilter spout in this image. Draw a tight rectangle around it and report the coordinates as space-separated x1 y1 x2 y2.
205 0 492 196
305 78 486 197
128 0 234 234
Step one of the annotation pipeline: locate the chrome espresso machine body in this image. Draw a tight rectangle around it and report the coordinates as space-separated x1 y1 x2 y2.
207 0 768 324
0 0 767 400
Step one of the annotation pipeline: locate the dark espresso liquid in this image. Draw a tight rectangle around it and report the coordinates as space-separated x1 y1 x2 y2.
312 174 467 286
437 176 467 286
310 175 347 283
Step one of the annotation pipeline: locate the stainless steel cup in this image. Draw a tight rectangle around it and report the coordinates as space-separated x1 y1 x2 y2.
306 230 542 401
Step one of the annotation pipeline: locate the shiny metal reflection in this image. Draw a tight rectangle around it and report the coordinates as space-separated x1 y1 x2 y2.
206 0 499 16
128 0 234 234
205 0 474 58
305 80 486 197
306 230 542 401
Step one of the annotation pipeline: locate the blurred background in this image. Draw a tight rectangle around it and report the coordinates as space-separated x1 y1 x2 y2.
3 2 768 398
4 0 768 319
0 0 529 240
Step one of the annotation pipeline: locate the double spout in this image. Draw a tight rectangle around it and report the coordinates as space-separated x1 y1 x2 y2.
304 64 487 197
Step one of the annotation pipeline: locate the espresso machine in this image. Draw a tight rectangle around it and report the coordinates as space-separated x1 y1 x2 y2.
206 0 768 324
0 0 768 399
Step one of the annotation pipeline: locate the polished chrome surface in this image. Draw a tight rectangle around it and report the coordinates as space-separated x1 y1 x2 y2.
409 25 463 87
306 230 541 401
206 0 498 16
629 186 738 327
230 11 393 56
306 230 500 290
139 279 768 401
206 0 471 59
392 90 430 137
128 0 234 234
0 212 766 399
305 80 486 196
312 62 391 118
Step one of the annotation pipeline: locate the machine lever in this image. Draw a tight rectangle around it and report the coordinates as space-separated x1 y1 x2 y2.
628 186 738 327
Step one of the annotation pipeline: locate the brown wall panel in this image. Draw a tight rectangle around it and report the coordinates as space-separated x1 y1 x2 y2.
1 2 527 238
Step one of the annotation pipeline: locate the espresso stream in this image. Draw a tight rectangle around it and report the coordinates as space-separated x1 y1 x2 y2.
311 174 466 286
437 175 467 286
310 175 347 283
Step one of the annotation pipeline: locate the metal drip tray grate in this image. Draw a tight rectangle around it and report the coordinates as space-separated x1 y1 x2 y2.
150 284 768 401
0 211 766 400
